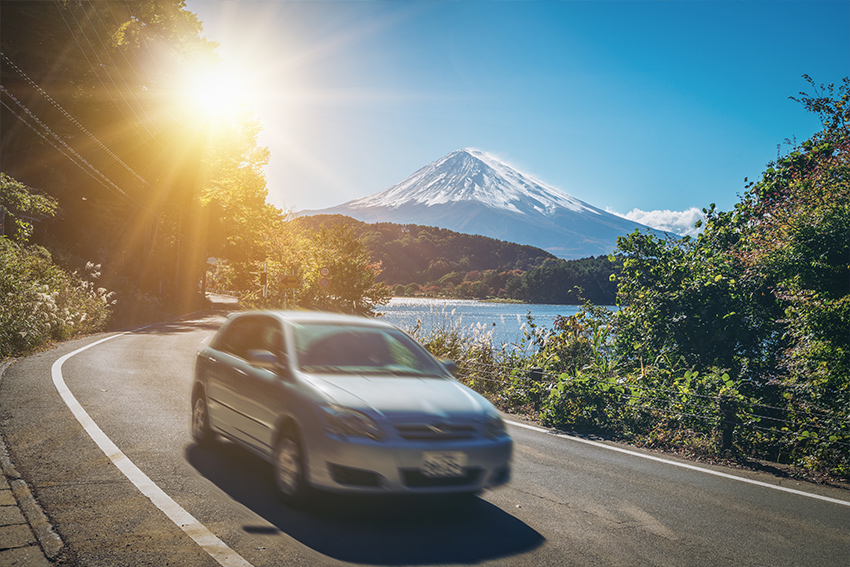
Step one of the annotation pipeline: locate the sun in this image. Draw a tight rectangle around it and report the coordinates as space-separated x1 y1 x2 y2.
193 72 242 116
181 63 252 121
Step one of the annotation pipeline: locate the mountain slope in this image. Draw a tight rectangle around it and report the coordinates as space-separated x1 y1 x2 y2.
294 214 557 284
302 148 664 259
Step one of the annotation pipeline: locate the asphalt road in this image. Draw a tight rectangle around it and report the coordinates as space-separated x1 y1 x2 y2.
1 307 848 567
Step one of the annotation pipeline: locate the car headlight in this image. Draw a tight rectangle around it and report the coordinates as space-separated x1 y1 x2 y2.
321 405 384 441
484 412 508 439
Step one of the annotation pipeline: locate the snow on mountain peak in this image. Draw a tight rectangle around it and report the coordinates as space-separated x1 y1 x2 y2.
348 148 597 217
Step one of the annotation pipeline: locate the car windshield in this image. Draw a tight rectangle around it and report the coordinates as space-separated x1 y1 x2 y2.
292 322 446 377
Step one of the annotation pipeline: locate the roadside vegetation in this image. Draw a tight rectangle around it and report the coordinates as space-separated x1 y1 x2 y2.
0 175 113 358
407 78 850 482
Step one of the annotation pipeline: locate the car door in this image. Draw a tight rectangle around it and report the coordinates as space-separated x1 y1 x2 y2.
205 316 257 442
231 316 290 454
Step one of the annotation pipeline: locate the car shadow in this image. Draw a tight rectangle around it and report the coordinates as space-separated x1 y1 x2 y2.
185 441 545 565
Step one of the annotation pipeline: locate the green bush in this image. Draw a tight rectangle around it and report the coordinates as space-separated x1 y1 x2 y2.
0 238 114 358
411 305 849 478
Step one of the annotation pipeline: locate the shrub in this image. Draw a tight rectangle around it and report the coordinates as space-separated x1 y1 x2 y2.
0 238 114 358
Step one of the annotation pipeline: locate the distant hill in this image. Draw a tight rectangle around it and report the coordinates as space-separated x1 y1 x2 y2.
294 214 556 284
293 215 620 304
301 148 667 259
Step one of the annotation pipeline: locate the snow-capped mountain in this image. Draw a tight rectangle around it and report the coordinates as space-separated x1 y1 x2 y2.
302 148 664 259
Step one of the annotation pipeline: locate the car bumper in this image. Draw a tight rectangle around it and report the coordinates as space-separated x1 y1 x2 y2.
305 435 513 494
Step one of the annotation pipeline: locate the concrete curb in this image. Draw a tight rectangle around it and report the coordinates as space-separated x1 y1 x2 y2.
0 360 65 563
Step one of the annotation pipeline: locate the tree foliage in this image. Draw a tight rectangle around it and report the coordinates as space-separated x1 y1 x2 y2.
0 173 58 241
613 209 783 378
0 2 396 333
740 77 850 411
225 218 389 315
297 215 555 280
610 76 850 474
295 215 620 303
1 0 218 309
200 115 280 264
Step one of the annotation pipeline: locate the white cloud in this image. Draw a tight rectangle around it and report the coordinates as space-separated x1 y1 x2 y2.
608 207 705 237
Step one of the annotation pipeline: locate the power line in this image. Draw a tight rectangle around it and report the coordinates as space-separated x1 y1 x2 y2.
0 84 149 211
0 97 127 205
1 51 153 190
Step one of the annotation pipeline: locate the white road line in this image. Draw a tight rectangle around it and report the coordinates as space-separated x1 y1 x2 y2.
506 419 850 508
51 333 255 567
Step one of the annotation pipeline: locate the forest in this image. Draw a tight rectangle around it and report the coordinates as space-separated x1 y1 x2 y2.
295 215 620 304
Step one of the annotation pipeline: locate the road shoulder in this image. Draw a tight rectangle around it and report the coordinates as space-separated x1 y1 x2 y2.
0 360 66 565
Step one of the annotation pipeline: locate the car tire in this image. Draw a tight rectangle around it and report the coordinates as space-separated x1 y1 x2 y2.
191 394 215 446
273 429 309 505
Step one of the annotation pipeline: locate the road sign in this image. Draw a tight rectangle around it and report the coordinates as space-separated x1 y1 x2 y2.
319 267 330 277
279 275 299 289
319 278 330 289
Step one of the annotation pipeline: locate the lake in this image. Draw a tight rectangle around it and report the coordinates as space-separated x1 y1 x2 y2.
376 297 589 348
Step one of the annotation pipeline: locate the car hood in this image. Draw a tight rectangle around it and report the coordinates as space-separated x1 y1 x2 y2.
305 374 489 418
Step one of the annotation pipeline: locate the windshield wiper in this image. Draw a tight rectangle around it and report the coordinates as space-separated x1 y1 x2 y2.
300 364 346 374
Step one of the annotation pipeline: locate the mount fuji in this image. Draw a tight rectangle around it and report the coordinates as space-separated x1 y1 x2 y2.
302 148 666 259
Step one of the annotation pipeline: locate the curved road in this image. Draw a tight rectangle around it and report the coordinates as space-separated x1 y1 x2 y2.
1 307 848 566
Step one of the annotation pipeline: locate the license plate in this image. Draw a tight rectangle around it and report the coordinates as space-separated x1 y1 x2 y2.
421 451 467 478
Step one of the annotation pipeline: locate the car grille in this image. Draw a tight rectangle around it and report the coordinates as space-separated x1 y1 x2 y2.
394 421 478 441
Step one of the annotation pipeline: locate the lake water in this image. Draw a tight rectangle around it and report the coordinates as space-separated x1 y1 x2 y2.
376 297 587 348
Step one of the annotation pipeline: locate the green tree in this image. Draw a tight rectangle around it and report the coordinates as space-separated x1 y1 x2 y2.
199 114 281 271
0 173 58 241
1 0 218 311
253 220 389 315
738 77 849 408
611 76 849 473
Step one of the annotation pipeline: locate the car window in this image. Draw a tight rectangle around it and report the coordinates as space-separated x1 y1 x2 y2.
292 323 444 376
217 316 284 361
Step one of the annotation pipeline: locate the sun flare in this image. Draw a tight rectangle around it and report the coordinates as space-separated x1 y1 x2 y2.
181 63 253 121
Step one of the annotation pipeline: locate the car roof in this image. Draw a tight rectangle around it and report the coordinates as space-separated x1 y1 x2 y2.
228 310 394 329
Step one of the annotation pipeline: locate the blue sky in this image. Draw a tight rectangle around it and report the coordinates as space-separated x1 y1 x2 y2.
187 0 849 235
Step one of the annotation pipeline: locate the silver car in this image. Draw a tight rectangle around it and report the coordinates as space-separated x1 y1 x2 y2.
192 310 512 503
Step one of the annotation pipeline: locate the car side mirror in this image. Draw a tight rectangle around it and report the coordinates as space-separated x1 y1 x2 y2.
246 349 282 371
439 358 459 377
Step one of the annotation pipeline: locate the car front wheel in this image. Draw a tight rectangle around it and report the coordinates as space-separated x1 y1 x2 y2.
274 430 309 505
191 395 215 446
